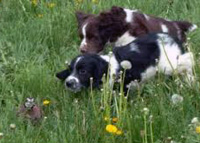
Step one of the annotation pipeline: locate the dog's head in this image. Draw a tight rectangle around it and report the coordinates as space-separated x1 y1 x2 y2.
76 6 127 54
56 54 108 92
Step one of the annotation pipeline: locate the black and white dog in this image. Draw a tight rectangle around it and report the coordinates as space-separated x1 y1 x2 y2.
56 33 194 92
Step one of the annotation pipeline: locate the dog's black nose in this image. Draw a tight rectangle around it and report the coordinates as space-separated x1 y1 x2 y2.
66 79 76 88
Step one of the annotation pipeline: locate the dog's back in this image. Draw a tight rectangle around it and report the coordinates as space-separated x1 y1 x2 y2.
113 33 193 85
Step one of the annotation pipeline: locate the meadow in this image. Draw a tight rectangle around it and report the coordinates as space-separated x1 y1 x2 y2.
0 0 200 142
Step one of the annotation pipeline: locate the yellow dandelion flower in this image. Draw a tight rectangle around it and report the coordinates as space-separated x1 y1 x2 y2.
196 126 200 134
37 14 43 18
106 124 118 133
43 100 50 105
92 0 98 4
47 2 56 8
115 130 123 135
31 0 38 6
112 117 118 123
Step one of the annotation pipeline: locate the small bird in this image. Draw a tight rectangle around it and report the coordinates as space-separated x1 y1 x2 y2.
17 97 43 123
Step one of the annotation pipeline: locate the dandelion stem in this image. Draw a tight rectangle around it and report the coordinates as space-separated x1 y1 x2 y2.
150 121 154 143
144 115 148 143
90 78 97 117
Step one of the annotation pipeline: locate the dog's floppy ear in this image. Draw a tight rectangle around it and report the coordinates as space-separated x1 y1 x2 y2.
93 58 108 88
130 15 149 36
110 6 124 14
56 69 71 81
75 11 93 28
99 6 123 24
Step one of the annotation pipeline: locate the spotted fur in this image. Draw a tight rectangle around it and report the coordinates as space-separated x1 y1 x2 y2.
56 33 194 92
76 6 197 53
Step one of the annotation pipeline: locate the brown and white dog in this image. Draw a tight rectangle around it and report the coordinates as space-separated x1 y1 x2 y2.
76 6 197 53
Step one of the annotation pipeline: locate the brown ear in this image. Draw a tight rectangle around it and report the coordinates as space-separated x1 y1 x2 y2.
130 14 149 36
75 11 92 28
111 6 124 14
98 6 124 26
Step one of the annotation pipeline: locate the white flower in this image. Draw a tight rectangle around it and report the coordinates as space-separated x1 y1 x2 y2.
74 99 78 103
155 58 159 63
149 115 153 122
120 60 132 70
181 135 185 139
167 137 172 140
108 51 113 57
171 94 183 104
0 132 3 138
143 107 149 115
100 106 104 111
191 117 199 124
126 80 139 88
65 60 69 65
10 123 16 129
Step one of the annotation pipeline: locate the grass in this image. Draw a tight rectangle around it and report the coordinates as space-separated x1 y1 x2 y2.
0 0 200 142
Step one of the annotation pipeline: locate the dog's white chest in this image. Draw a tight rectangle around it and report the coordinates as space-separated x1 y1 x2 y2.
114 32 136 47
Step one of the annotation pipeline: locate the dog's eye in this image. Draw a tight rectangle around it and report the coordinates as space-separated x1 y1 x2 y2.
79 69 87 75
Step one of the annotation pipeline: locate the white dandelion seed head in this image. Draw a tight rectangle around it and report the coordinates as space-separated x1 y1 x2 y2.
170 140 176 143
187 37 191 41
108 51 113 57
10 123 16 129
155 58 158 63
117 79 121 83
120 60 132 70
90 77 93 81
171 94 183 104
143 107 149 115
188 124 193 128
65 60 69 66
127 80 139 88
100 88 104 92
0 132 3 137
74 99 78 103
156 67 159 72
181 135 185 139
149 115 153 121
167 137 172 140
100 106 104 111
191 117 199 124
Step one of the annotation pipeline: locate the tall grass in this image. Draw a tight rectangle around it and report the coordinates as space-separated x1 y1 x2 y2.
0 0 200 143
